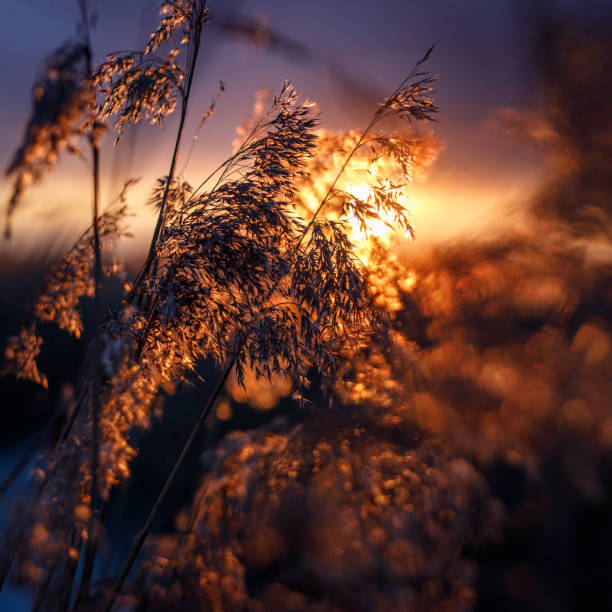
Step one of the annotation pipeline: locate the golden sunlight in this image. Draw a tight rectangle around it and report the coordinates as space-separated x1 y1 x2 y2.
345 181 403 242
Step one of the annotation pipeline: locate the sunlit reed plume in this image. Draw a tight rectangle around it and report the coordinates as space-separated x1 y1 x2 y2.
0 2 439 609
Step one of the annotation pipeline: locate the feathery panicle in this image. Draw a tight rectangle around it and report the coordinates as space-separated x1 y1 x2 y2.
378 73 437 123
145 1 211 55
93 1 210 144
93 53 185 143
4 42 95 236
147 84 320 382
376 45 438 124
0 32 440 605
294 127 441 250
34 204 130 338
1 187 132 397
149 176 193 212
2 326 48 389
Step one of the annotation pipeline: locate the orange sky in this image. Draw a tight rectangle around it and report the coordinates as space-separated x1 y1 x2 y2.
2 0 599 261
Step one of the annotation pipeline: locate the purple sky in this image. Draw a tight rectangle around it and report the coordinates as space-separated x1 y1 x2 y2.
0 0 608 256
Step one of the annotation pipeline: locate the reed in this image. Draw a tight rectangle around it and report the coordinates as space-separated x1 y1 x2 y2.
1 1 436 608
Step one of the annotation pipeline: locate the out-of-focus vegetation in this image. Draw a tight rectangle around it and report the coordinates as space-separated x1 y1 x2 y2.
130 14 612 612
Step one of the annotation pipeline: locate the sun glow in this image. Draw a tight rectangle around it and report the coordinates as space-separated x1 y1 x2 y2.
345 180 411 243
294 127 441 253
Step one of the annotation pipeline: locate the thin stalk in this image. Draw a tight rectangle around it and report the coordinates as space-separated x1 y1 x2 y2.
106 55 435 605
74 3 104 599
103 358 234 612
57 533 82 612
31 564 56 612
74 138 102 605
128 9 205 304
56 375 90 446
105 88 385 610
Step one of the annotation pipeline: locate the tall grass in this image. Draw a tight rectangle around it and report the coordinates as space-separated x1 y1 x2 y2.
132 15 612 610
0 1 437 609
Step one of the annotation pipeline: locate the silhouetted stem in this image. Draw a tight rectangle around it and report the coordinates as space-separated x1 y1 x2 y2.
106 86 383 610
58 533 82 611
32 563 56 612
106 56 434 607
104 358 234 612
74 7 104 600
128 11 205 304
74 135 102 608
57 376 90 446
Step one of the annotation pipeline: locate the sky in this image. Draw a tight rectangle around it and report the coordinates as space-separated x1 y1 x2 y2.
0 0 609 258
